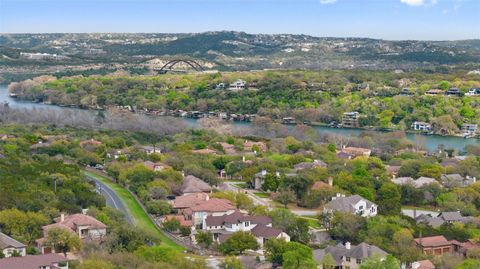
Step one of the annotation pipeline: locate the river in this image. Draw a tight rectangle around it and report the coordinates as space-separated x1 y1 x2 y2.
0 85 478 152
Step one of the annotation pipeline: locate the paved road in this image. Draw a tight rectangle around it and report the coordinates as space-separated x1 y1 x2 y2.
85 173 134 224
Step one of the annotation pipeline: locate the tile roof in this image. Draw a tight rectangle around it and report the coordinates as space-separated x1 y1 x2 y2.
171 193 209 209
190 198 234 213
180 175 212 194
43 214 107 233
414 236 452 247
312 181 332 190
205 210 272 227
0 232 26 249
324 195 375 213
164 215 193 227
0 254 68 269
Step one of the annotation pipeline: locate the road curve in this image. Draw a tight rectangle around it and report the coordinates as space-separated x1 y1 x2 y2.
85 172 134 224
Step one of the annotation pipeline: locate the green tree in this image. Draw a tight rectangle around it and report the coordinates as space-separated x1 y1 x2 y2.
220 256 245 269
282 242 317 269
320 253 336 269
358 255 400 269
275 188 296 208
0 209 49 243
330 212 366 243
377 183 401 215
45 227 81 257
77 259 115 269
455 259 480 269
219 232 259 255
162 218 180 232
196 231 213 248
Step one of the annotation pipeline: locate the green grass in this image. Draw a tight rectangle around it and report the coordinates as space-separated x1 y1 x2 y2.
83 171 185 252
233 182 248 188
253 192 270 198
299 217 321 229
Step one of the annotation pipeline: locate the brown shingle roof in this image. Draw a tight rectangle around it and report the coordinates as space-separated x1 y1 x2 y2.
0 254 68 269
43 214 107 234
180 175 212 194
171 193 209 209
251 224 283 238
190 198 234 213
414 236 452 247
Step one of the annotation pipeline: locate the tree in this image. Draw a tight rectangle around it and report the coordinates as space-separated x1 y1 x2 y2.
44 227 81 257
274 188 296 208
358 255 400 269
0 209 49 244
220 256 245 269
287 218 311 244
219 232 259 255
262 174 280 192
77 259 115 269
269 208 296 231
282 242 317 269
196 231 213 249
320 253 336 269
146 200 171 215
377 183 401 215
162 218 180 232
454 259 480 269
330 212 366 243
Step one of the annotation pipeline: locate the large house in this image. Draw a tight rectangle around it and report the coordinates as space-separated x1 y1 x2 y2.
314 242 387 269
340 147 371 158
37 213 107 254
392 176 439 188
415 211 475 228
441 174 477 188
171 192 210 211
202 210 290 247
342 112 360 128
0 232 26 258
228 79 247 90
0 253 69 269
184 198 236 227
323 194 377 217
414 236 457 256
412 122 432 131
179 175 212 195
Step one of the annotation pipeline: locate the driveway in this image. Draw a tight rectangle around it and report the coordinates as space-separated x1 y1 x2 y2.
85 172 134 224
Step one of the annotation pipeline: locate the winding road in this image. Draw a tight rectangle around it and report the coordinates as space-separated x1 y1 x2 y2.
85 172 133 224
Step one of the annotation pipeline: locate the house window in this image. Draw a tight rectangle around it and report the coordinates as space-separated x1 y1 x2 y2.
359 205 364 210
346 257 350 262
245 221 250 227
356 259 362 264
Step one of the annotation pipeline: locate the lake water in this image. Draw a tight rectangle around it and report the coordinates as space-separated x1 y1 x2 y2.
1 85 478 152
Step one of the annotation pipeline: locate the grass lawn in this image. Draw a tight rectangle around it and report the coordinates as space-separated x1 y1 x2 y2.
253 192 270 198
299 217 321 229
233 182 248 188
83 171 185 252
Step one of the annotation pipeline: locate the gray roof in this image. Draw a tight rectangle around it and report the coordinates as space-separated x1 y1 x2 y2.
0 232 26 249
439 211 463 222
251 224 283 239
180 175 212 194
293 160 327 171
324 195 376 213
314 242 387 265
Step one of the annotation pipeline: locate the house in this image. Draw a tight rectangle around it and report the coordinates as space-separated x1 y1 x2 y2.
412 122 431 131
164 215 193 227
171 193 210 210
37 213 107 254
441 174 476 188
140 145 161 155
425 89 443 95
293 160 327 171
0 254 69 269
228 79 247 90
340 147 371 157
312 178 333 191
191 148 217 155
215 83 227 90
416 211 475 228
409 260 435 269
342 112 360 128
392 176 439 188
314 242 387 269
179 175 212 195
187 198 235 227
244 140 267 153
461 124 477 134
465 88 480 96
445 88 462 96
203 210 290 247
414 236 457 256
323 194 377 217
106 149 129 160
143 161 170 172
386 165 401 178
0 232 26 257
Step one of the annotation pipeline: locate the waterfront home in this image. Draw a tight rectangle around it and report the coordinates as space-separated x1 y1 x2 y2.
228 79 247 90
37 213 107 254
425 89 443 95
445 88 462 96
314 242 387 269
412 121 431 131
215 82 227 90
0 253 70 269
323 194 377 217
461 123 478 134
0 232 26 257
341 112 360 128
465 88 480 96
179 175 212 195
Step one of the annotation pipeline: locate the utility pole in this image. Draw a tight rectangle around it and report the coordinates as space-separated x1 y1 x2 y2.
53 176 57 193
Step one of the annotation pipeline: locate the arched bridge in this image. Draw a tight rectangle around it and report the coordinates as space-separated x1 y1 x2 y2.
154 59 205 74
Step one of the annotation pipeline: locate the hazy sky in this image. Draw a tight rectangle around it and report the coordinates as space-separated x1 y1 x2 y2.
0 0 478 40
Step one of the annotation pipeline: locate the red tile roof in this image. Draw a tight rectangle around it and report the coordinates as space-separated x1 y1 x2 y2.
43 214 107 234
414 236 452 247
190 198 234 213
171 193 210 209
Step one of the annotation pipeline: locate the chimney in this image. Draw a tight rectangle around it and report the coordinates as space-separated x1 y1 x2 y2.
60 213 65 222
261 169 267 176
345 242 351 250
328 177 333 186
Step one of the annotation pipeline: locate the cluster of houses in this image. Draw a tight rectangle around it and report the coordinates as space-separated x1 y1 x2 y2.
411 121 478 137
165 175 290 248
0 211 108 269
424 88 480 97
391 173 477 189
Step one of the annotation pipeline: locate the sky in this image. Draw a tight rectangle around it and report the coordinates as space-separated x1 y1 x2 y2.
0 0 478 40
